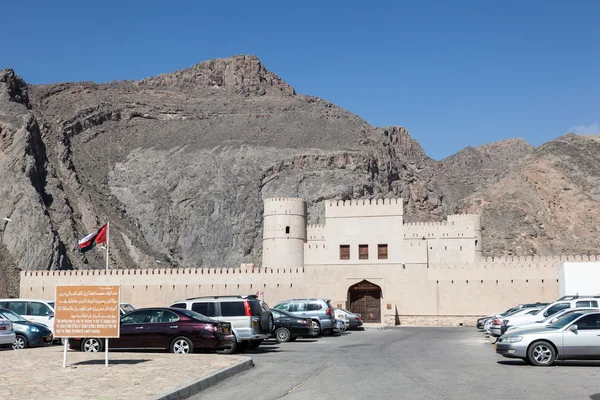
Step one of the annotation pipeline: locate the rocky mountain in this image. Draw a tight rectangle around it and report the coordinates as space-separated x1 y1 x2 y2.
0 55 598 296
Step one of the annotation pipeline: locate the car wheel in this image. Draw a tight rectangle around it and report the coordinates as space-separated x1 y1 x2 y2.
82 338 103 352
217 340 238 354
312 320 321 337
170 336 194 354
13 335 27 350
527 341 556 366
260 311 275 333
275 327 291 343
247 339 263 349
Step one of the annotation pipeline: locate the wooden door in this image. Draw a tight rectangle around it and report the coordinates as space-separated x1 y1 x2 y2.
349 282 381 323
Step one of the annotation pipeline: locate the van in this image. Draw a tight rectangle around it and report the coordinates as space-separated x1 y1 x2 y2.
0 299 56 332
170 295 273 353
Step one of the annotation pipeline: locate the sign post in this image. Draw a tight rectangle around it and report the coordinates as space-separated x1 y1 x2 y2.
54 285 120 367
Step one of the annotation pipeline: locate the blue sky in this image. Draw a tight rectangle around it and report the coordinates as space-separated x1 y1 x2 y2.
2 1 598 159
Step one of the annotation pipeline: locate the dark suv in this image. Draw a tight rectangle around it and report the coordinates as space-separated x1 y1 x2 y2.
272 298 335 336
170 295 273 353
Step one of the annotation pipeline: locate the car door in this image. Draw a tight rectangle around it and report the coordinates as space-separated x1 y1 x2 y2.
5 301 29 321
290 301 308 318
113 310 151 349
28 301 54 330
140 310 180 350
562 314 600 358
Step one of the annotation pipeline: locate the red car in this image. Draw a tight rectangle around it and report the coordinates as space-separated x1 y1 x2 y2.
69 307 234 354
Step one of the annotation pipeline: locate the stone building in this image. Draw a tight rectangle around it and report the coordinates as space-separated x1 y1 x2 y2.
21 197 582 326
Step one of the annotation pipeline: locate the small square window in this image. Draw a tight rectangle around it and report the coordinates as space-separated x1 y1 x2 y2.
378 244 388 259
339 245 350 260
359 244 368 260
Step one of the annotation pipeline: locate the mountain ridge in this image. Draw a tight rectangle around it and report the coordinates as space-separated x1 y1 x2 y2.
0 55 598 298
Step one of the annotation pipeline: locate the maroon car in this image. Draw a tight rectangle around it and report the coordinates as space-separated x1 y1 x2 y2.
69 307 234 354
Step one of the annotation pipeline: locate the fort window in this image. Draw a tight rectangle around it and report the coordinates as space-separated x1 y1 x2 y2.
378 244 388 259
359 245 369 260
475 239 478 246
339 245 350 260
285 226 290 234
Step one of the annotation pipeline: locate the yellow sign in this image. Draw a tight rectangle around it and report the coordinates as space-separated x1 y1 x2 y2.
54 285 120 338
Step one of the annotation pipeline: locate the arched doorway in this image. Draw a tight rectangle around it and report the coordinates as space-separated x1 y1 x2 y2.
348 280 382 323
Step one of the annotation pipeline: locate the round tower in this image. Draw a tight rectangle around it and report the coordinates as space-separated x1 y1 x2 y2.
262 197 307 269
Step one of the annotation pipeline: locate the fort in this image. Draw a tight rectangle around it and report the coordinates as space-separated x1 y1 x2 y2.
20 197 595 326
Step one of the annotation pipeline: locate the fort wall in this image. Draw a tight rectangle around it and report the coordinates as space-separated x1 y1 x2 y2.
20 255 600 326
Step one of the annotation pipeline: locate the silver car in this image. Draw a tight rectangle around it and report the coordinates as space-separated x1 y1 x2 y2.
496 311 600 366
272 298 335 336
0 317 15 349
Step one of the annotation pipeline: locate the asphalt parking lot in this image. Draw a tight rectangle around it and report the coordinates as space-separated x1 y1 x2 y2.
197 327 600 400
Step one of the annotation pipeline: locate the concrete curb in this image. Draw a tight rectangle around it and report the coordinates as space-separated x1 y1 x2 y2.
152 357 254 400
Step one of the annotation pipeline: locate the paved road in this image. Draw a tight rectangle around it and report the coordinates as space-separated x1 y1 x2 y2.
194 327 600 400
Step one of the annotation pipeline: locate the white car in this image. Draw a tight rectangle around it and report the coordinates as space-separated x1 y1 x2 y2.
0 298 56 332
0 318 15 349
502 298 600 332
504 307 600 334
333 309 349 332
489 308 543 337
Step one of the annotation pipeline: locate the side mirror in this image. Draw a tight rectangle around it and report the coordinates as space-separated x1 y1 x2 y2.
568 324 578 332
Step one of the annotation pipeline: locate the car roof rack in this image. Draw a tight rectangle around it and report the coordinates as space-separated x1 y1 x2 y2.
184 294 258 301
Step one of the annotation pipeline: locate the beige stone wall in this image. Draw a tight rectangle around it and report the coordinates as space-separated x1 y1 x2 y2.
21 255 600 326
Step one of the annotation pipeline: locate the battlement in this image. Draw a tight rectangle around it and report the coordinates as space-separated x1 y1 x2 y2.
404 221 449 227
307 224 326 240
429 254 600 269
326 198 402 207
264 197 305 203
326 198 403 218
22 265 307 278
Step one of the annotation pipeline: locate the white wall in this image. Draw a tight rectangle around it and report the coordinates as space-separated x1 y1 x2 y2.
558 262 600 297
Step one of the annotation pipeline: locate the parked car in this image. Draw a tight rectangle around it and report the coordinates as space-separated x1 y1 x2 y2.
272 298 335 336
501 298 600 333
496 311 600 366
489 308 543 337
477 303 549 330
0 317 15 349
270 309 313 342
503 308 599 335
335 308 363 330
69 307 234 354
120 303 135 315
0 298 55 332
170 295 274 353
0 308 53 349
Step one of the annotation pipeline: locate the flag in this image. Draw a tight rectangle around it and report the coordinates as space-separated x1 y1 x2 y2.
78 224 108 253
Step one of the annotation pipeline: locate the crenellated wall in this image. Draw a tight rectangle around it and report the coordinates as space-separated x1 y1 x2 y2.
20 255 600 326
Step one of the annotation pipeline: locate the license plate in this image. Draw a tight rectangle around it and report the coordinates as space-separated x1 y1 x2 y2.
223 327 229 333
494 343 497 349
43 336 53 343
253 321 259 326
0 327 6 331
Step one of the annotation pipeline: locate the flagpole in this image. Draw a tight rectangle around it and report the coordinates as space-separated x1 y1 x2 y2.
106 221 109 271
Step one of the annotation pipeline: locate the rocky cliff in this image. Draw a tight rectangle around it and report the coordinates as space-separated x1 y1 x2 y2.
0 55 598 296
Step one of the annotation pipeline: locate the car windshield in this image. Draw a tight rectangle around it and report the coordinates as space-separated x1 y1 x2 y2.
0 309 28 323
177 308 217 323
547 312 584 329
121 304 135 313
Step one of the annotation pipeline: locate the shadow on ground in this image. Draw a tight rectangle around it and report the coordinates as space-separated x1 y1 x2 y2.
72 359 151 366
498 360 600 367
